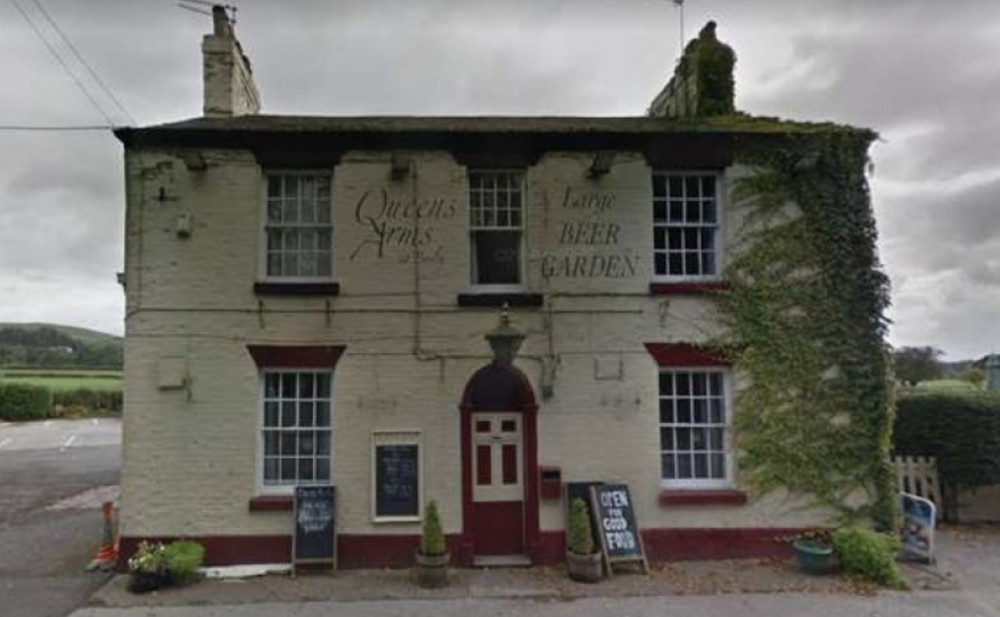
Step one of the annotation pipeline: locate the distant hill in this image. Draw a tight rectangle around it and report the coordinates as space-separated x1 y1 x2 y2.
0 323 122 369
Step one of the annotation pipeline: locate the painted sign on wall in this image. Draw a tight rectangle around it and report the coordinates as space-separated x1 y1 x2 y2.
349 189 457 264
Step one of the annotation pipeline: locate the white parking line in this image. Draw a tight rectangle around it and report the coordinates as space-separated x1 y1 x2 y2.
43 420 52 427
59 435 77 451
0 438 12 449
91 419 99 426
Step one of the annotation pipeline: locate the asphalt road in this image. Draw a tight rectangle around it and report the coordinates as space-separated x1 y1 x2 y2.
0 418 121 617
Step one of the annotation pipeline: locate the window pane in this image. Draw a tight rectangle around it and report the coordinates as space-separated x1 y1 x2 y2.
267 177 281 199
692 373 706 396
709 372 723 395
668 200 684 222
281 433 297 456
676 428 691 450
267 202 282 224
281 458 296 480
692 398 707 423
685 177 700 198
669 177 683 198
474 230 520 284
316 457 330 481
654 202 667 222
264 432 278 455
282 373 296 398
298 402 314 427
660 426 674 450
676 374 690 395
653 175 666 198
654 227 666 250
703 177 716 197
659 399 673 424
658 372 673 395
298 373 314 398
692 428 707 450
281 402 296 427
264 457 278 481
685 252 701 275
703 199 717 223
662 453 676 479
316 373 331 398
316 401 331 427
676 398 691 423
299 458 314 481
668 253 683 275
316 432 330 455
677 454 692 478
299 431 315 455
693 453 708 478
655 253 667 275
709 428 724 450
685 199 701 223
709 398 724 424
265 374 280 398
264 402 278 427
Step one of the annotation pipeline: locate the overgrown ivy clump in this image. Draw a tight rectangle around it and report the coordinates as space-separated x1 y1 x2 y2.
715 129 897 530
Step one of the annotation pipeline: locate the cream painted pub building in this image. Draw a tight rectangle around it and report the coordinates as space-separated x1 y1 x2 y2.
115 9 852 567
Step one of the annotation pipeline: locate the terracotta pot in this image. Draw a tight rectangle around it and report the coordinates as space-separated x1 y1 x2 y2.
566 550 603 583
414 551 450 588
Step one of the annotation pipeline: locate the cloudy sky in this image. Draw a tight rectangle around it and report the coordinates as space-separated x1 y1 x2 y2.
0 0 997 359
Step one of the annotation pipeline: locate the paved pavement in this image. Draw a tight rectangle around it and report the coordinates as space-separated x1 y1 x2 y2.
0 418 121 617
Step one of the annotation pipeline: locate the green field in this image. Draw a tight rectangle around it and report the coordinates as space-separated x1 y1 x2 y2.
915 379 979 392
0 368 122 391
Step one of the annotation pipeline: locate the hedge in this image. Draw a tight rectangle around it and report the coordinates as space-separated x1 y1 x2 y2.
0 383 52 421
51 388 123 413
894 391 1000 520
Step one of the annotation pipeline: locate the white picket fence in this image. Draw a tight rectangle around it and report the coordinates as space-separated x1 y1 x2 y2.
892 455 942 519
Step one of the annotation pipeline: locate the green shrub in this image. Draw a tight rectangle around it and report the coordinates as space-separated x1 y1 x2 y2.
894 391 1000 520
568 498 595 555
832 526 906 588
51 388 122 416
163 541 205 584
420 500 446 556
0 383 52 421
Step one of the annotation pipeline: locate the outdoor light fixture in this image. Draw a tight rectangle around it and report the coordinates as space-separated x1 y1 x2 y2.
485 305 525 365
588 151 615 177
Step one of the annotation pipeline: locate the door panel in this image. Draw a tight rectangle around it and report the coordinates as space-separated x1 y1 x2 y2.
471 412 524 555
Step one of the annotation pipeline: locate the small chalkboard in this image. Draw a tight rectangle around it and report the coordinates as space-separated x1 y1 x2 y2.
292 485 336 572
375 443 419 518
589 483 648 576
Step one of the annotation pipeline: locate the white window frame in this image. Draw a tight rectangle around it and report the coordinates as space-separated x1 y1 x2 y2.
658 367 733 489
370 430 423 523
256 368 335 496
652 171 724 282
468 169 526 292
258 170 336 283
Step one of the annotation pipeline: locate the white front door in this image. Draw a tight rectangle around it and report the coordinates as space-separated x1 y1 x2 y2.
472 412 523 502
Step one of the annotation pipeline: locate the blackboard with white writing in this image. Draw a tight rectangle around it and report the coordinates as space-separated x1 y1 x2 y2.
375 444 419 518
293 485 336 568
589 483 647 570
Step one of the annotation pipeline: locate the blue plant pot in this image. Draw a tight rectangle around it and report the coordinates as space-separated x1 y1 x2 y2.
793 538 835 575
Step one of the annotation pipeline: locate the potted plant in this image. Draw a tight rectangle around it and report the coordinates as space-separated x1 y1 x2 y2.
415 500 449 588
566 498 603 583
162 540 206 586
127 541 170 593
792 530 836 575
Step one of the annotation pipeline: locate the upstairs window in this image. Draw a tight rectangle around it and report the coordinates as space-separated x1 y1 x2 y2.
653 174 719 279
264 172 333 279
469 170 523 287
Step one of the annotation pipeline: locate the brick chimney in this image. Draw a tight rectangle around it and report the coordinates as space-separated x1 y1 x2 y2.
648 21 736 119
202 5 260 117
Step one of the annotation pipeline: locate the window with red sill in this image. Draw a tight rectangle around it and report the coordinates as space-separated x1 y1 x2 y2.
657 367 733 490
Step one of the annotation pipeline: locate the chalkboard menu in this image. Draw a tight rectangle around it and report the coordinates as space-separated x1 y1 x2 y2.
375 443 419 518
589 483 648 574
293 485 336 570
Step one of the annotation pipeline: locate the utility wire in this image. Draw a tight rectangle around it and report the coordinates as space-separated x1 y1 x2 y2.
0 125 113 131
29 0 136 125
8 0 117 126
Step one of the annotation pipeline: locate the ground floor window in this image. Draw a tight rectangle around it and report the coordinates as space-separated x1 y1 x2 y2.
261 370 332 489
371 431 422 522
658 369 730 487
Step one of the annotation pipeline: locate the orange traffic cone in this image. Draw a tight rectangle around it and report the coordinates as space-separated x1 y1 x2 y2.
86 501 118 571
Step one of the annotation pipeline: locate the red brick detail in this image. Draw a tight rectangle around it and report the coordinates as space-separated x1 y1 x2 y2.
641 527 805 561
246 345 346 368
644 342 730 367
649 281 730 295
248 495 294 512
659 489 748 506
119 527 807 571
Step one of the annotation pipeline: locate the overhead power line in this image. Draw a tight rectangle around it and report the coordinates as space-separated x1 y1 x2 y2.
29 0 136 125
0 125 114 131
8 0 118 126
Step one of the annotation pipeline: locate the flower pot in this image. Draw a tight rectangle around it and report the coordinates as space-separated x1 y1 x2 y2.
127 571 170 594
793 538 835 575
566 550 603 583
414 551 450 588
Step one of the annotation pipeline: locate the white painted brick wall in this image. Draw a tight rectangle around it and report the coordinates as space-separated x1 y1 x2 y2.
118 147 831 539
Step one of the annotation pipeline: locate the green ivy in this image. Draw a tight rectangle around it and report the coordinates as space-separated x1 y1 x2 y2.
714 130 897 530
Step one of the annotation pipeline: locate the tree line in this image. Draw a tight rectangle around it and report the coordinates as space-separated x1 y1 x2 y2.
0 326 122 369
